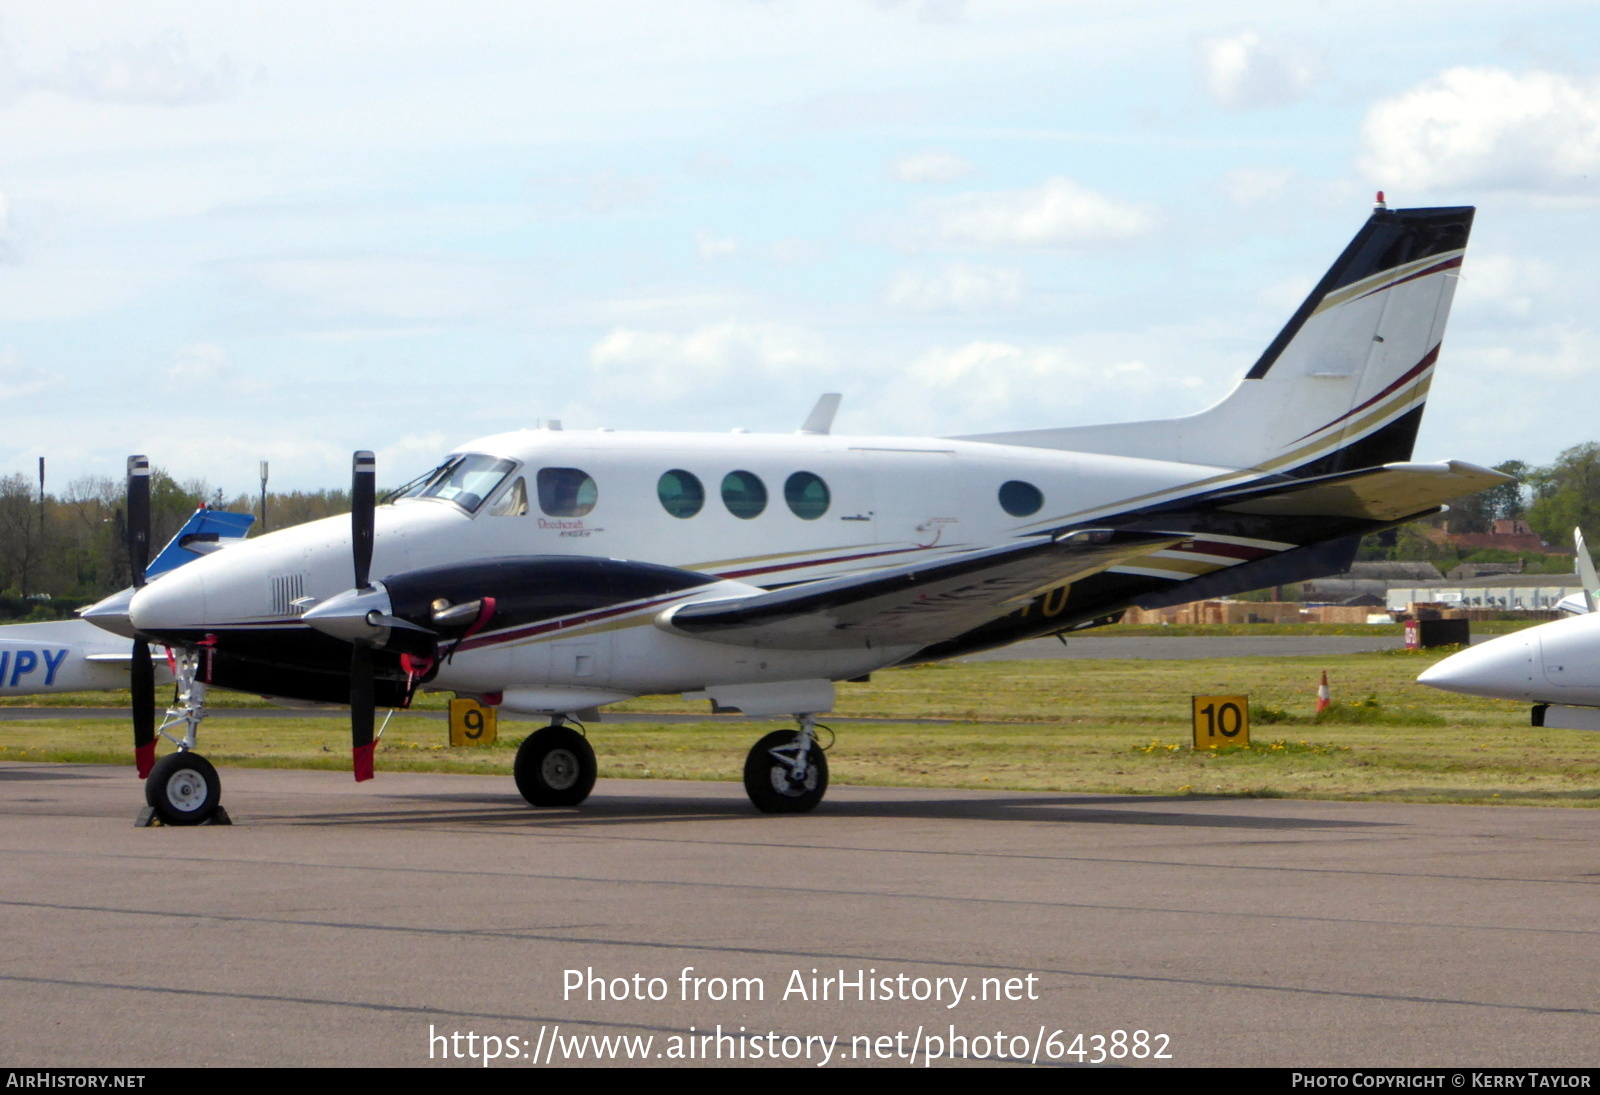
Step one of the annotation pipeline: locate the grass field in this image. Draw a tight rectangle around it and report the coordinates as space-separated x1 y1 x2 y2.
2 644 1597 808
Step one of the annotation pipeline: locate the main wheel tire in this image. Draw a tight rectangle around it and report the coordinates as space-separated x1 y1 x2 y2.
514 726 597 807
144 752 221 826
743 730 828 814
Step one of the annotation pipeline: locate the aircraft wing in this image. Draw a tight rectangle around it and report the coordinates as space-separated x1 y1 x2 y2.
659 529 1182 650
1206 460 1514 522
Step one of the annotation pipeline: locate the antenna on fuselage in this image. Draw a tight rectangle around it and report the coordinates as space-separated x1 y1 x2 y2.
799 393 842 435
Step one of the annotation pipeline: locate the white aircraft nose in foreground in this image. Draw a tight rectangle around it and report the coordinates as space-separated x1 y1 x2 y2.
84 200 1510 825
1420 528 1600 728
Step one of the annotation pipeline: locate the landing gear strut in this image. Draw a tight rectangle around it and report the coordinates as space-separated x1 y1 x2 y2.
743 714 829 814
514 719 597 807
141 648 224 826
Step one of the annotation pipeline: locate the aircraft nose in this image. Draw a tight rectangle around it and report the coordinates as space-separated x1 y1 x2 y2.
129 566 209 634
1417 633 1536 700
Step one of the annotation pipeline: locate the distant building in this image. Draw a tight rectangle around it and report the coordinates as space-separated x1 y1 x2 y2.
1302 561 1442 602
1445 561 1523 580
1385 573 1581 613
1426 518 1550 554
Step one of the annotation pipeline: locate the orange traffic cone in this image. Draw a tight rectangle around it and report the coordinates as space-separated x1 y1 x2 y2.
1316 670 1331 714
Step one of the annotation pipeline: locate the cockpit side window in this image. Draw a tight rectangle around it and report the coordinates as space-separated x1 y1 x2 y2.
398 454 517 513
488 476 528 517
537 468 598 517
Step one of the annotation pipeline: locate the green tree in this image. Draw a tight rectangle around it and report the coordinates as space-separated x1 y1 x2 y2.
1526 444 1600 546
1485 460 1528 522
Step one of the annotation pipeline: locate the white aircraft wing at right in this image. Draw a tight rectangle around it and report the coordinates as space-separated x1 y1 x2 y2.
658 529 1182 651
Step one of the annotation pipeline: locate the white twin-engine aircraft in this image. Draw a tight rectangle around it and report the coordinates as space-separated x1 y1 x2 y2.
82 201 1507 824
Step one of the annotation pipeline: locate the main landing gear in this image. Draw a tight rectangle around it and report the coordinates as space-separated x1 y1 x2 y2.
743 714 829 814
514 718 598 807
139 649 228 827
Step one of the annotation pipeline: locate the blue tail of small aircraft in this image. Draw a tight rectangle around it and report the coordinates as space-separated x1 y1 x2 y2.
146 507 256 580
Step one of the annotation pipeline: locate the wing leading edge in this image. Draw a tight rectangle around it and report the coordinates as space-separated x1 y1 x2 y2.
658 529 1184 650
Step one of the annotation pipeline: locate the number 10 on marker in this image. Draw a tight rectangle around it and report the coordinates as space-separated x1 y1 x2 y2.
1192 695 1249 748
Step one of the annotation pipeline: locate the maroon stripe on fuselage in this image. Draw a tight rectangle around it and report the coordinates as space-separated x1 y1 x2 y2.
454 590 692 653
714 544 930 581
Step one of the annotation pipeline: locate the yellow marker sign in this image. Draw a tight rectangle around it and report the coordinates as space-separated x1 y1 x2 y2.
1192 695 1249 748
449 698 498 747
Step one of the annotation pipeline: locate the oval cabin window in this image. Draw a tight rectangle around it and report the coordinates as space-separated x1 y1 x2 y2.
998 480 1043 518
784 471 830 520
658 470 705 518
721 470 767 519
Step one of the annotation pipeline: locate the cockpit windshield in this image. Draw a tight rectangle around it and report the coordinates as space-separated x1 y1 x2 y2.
388 453 517 514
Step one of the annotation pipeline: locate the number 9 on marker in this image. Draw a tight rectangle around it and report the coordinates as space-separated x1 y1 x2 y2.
1191 695 1249 748
449 698 499 747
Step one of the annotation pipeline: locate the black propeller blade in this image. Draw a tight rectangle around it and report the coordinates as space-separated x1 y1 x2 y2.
127 456 156 779
352 450 375 591
350 644 375 782
350 450 377 782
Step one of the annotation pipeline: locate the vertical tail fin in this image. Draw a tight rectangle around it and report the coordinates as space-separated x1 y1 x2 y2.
962 205 1475 476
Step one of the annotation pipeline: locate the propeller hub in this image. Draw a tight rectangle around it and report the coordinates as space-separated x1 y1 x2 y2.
303 583 397 645
79 587 139 639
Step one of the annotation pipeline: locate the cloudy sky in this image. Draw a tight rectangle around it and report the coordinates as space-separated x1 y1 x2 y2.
2 1 1598 491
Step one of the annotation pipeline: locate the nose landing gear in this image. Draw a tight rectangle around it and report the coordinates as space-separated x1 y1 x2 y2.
743 714 829 814
136 648 228 827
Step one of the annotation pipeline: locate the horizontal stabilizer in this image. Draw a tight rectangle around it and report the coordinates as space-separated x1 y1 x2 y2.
660 529 1182 650
1210 460 1513 522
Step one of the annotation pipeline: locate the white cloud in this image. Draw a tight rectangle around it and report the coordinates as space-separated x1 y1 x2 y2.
925 176 1155 248
0 347 54 399
0 190 13 260
1456 253 1562 319
874 0 970 23
588 320 837 398
49 33 235 106
1222 166 1296 207
885 263 1022 313
168 342 230 382
1360 67 1600 192
223 252 546 327
895 340 1167 426
695 231 739 260
1458 324 1600 381
1197 31 1315 110
1255 274 1313 314
583 169 662 215
890 149 974 184
911 341 1145 389
767 238 823 265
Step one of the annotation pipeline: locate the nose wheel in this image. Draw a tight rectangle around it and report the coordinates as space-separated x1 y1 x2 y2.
144 752 222 826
